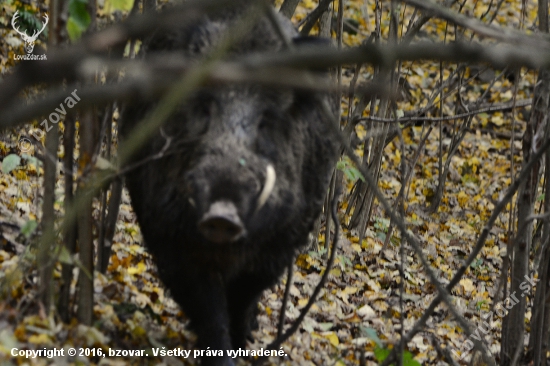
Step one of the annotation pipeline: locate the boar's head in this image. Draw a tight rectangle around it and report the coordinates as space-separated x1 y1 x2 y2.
180 85 298 245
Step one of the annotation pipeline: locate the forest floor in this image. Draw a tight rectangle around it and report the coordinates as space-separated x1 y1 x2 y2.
0 0 539 365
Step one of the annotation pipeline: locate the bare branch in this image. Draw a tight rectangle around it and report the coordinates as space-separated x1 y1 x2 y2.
403 0 550 50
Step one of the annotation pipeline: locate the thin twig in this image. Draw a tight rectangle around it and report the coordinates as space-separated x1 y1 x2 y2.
262 185 341 355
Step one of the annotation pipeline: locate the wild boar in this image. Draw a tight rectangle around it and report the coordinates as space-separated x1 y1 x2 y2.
121 3 339 365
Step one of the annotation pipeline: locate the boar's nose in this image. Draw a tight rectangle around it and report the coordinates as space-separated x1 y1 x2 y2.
198 201 245 244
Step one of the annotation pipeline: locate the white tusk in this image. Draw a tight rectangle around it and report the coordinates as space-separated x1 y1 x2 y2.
257 164 276 211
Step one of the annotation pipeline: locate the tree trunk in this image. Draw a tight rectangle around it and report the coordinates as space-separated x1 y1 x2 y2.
76 110 96 325
501 69 550 366
502 0 550 360
58 115 77 321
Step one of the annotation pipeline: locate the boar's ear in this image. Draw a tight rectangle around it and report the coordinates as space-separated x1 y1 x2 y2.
291 36 333 73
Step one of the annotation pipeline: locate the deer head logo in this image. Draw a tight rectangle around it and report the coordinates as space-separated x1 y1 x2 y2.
11 11 49 54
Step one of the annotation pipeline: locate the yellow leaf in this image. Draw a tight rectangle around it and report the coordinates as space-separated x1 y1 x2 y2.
457 191 468 208
127 262 146 275
127 244 144 254
296 254 310 269
492 139 506 150
491 115 504 126
28 334 51 345
298 298 309 307
460 278 475 293
14 170 27 180
342 287 358 296
355 125 366 140
393 149 401 164
324 332 339 347
14 325 26 341
132 326 146 337
500 90 513 101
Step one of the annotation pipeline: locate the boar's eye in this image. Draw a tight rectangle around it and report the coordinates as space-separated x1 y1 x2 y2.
192 93 217 119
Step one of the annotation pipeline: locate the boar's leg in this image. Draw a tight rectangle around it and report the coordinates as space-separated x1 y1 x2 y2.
226 273 277 350
168 273 235 366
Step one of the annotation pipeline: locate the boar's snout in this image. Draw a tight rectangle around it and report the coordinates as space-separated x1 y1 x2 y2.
190 163 277 244
198 201 245 244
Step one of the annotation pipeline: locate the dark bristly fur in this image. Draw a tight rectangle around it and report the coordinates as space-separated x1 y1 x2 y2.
121 3 338 365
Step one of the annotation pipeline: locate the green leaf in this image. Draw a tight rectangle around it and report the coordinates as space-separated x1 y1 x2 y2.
361 327 383 347
69 0 91 28
58 246 74 265
373 347 421 366
374 217 390 231
476 300 487 310
376 231 386 241
309 247 327 258
67 0 91 41
2 154 21 173
67 18 83 41
336 156 365 182
338 254 352 268
21 154 40 167
374 346 390 362
470 257 483 269
403 351 421 366
345 166 363 182
21 220 38 239
104 0 134 13
112 0 134 11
